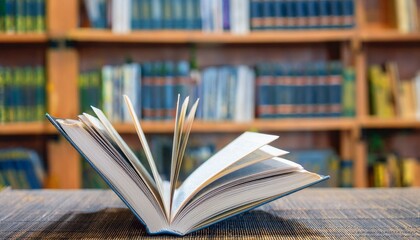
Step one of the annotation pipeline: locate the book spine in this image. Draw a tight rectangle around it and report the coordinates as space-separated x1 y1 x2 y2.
250 0 262 30
0 67 5 122
151 0 163 29
330 0 341 28
172 0 183 29
318 0 329 29
141 62 152 120
222 0 230 30
131 0 140 30
36 0 45 32
185 0 194 29
0 0 5 32
162 0 172 29
5 0 15 33
284 0 295 29
295 0 306 29
273 0 285 30
342 67 355 117
328 61 343 117
256 63 275 118
341 0 354 28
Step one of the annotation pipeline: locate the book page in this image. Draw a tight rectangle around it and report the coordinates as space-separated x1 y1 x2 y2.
79 113 163 209
123 95 169 218
172 132 279 215
170 98 199 214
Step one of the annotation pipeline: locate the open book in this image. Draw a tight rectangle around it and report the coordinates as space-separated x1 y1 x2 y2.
46 95 328 236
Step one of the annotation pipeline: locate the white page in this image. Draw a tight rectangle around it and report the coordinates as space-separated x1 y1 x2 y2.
57 119 168 232
123 95 169 218
80 113 163 209
173 132 279 214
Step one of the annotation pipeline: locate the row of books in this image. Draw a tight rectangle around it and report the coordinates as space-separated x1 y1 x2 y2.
0 66 46 123
392 0 419 33
367 134 419 187
368 63 420 119
288 149 352 187
83 0 355 34
79 60 355 122
250 0 355 30
0 148 45 189
256 61 355 118
0 0 46 33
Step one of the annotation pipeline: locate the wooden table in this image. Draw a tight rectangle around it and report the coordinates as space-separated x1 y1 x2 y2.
0 188 419 239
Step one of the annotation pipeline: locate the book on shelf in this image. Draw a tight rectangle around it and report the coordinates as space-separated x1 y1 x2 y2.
47 95 327 236
0 65 46 123
0 148 45 189
369 63 420 120
82 0 355 33
0 0 45 34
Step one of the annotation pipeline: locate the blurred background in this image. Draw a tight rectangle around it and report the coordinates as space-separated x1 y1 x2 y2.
0 0 419 190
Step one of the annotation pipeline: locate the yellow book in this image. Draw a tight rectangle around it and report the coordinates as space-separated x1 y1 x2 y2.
400 80 416 119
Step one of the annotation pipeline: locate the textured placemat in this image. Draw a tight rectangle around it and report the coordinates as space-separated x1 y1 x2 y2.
0 188 419 239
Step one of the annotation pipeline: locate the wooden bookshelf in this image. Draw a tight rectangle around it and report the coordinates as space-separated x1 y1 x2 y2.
2 0 420 189
0 123 47 135
109 118 356 134
68 29 356 44
0 34 48 43
359 118 420 129
360 30 420 42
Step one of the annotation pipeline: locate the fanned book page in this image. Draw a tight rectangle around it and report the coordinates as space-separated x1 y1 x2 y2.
46 95 328 236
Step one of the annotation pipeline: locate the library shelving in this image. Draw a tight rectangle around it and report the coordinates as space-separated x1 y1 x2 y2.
1 0 419 189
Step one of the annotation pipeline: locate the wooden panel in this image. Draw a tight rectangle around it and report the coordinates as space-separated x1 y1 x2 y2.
0 34 48 43
68 29 356 43
47 139 80 188
0 123 46 135
361 30 420 42
47 0 78 37
354 139 368 187
360 118 420 129
47 49 79 118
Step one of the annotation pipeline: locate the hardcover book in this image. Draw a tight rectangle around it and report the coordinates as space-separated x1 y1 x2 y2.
47 95 328 236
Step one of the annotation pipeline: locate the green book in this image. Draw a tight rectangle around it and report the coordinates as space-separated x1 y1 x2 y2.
4 67 14 122
0 66 5 123
24 0 33 32
0 0 5 32
35 0 45 33
15 0 25 33
14 67 25 122
34 66 45 121
5 0 15 33
23 67 34 121
342 67 355 117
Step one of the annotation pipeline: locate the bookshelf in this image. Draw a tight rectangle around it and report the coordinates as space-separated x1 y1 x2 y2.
1 0 419 189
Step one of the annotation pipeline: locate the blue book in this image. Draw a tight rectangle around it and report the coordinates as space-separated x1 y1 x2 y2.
273 0 286 30
141 62 153 120
162 0 173 29
295 0 307 29
342 0 354 28
327 61 343 117
284 0 296 29
314 62 329 117
150 0 161 29
318 0 329 29
172 0 183 29
163 61 175 119
131 0 141 29
5 0 15 33
306 0 319 29
222 0 230 30
185 0 195 29
250 0 262 30
261 0 274 30
329 0 341 28
256 63 275 119
46 112 328 236
193 0 201 29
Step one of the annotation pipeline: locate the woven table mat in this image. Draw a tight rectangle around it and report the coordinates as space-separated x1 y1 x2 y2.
0 188 419 239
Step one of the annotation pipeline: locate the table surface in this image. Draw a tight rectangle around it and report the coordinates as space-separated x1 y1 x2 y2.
0 188 419 239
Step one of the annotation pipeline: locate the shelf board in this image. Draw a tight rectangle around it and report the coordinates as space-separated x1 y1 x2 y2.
360 29 420 42
67 29 355 44
0 122 47 135
359 118 420 129
0 33 48 43
111 118 356 134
